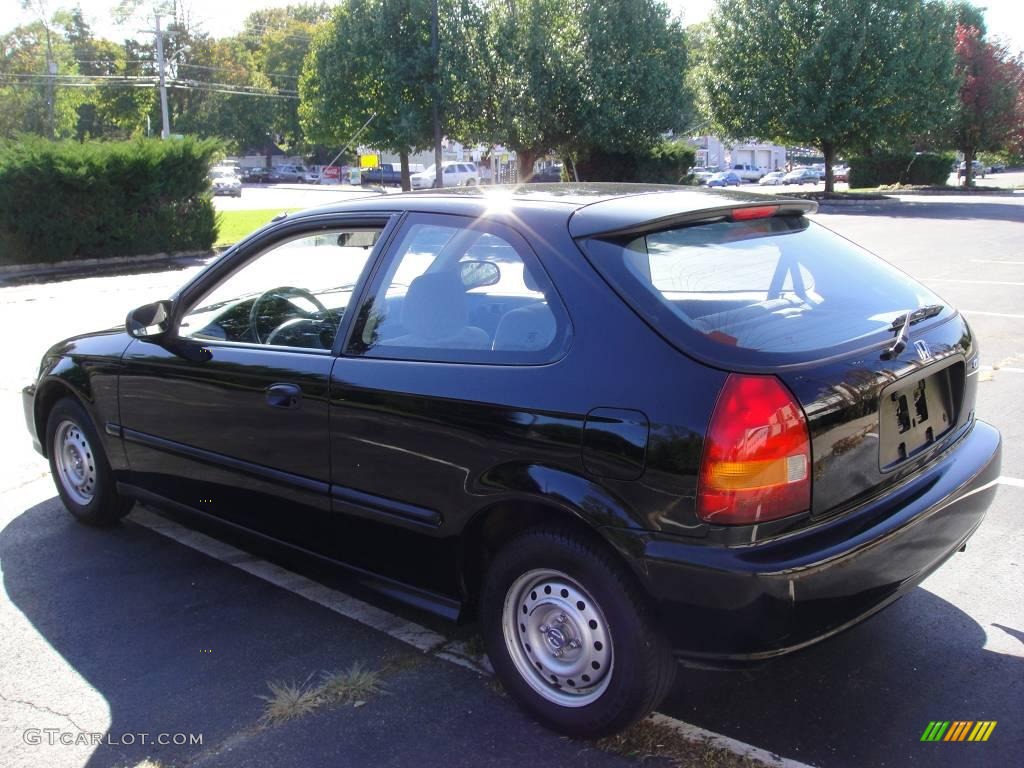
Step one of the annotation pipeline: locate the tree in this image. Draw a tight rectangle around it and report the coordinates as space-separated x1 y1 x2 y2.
169 35 278 153
243 5 333 151
698 0 957 192
473 0 688 180
570 1 690 157
952 24 1022 185
472 0 581 179
300 0 439 190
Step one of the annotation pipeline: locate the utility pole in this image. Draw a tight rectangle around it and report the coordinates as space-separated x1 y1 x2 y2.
154 14 171 140
431 0 442 189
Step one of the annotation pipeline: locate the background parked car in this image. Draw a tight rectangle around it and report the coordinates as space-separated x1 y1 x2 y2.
301 167 321 184
730 163 765 182
243 167 270 184
208 167 242 197
958 160 986 180
528 164 564 183
833 166 850 183
691 167 714 185
361 163 403 186
758 171 785 186
706 171 741 187
268 165 310 183
410 162 479 189
783 168 820 185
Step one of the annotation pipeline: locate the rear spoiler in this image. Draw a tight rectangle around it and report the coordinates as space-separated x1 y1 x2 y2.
569 191 816 240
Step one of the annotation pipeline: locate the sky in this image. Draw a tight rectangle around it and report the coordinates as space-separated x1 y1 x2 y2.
4 0 1023 55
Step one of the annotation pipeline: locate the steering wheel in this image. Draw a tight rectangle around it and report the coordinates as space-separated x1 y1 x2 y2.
248 286 332 344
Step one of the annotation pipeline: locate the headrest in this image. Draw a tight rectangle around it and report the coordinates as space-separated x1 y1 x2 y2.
401 271 468 339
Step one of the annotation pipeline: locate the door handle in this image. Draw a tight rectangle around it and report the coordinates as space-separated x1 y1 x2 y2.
265 383 302 409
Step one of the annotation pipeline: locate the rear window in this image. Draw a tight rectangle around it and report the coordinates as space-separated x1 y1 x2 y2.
583 215 946 363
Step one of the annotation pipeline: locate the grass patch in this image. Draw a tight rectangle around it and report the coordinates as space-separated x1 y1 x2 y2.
258 662 386 725
596 717 764 768
215 208 300 247
319 662 384 706
258 676 322 725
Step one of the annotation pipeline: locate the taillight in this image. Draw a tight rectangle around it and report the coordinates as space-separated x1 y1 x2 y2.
698 374 811 525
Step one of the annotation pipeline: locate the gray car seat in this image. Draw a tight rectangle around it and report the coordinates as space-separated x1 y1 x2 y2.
491 269 556 352
387 271 490 350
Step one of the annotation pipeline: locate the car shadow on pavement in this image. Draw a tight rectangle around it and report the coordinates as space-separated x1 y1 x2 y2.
662 576 1023 768
1 498 637 768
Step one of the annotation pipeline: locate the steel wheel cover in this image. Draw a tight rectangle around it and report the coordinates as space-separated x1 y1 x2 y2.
53 420 97 506
502 568 614 707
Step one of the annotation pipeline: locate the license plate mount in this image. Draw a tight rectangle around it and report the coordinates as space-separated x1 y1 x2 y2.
878 363 957 471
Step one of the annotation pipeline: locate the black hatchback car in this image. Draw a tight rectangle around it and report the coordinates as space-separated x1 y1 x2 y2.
24 184 1001 737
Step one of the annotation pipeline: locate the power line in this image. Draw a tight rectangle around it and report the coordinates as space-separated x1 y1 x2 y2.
170 82 299 99
0 77 299 99
176 62 300 79
171 76 297 95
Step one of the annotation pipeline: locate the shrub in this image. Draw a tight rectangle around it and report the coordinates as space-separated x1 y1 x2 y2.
572 141 697 184
848 151 955 188
0 136 221 266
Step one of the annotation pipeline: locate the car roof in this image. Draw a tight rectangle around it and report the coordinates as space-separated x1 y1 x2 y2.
288 183 815 239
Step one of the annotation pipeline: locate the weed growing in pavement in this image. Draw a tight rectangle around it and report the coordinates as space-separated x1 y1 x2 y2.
258 662 387 725
318 662 384 706
258 675 322 725
595 717 763 768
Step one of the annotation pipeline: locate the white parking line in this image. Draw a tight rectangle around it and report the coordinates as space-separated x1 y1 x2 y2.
130 506 815 768
927 279 1024 287
981 365 1024 374
999 476 1024 489
970 259 1024 265
962 310 1024 319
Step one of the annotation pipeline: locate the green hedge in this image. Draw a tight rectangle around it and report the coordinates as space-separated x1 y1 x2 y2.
848 152 954 188
573 141 697 184
0 136 221 266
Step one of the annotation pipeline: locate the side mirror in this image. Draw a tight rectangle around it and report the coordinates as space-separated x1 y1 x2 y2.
460 260 500 290
126 300 173 340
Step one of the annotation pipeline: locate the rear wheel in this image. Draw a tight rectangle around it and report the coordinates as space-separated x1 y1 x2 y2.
481 526 676 737
46 398 133 527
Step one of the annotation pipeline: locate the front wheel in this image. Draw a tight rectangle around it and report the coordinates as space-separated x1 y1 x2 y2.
46 398 133 527
480 526 676 738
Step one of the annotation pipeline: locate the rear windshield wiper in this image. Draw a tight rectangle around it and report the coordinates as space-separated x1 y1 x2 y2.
883 304 945 359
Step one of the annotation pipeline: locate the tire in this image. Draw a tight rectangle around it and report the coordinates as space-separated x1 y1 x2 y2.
45 397 133 527
480 526 676 738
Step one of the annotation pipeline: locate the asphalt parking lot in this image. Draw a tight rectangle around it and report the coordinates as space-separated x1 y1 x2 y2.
1 189 1021 768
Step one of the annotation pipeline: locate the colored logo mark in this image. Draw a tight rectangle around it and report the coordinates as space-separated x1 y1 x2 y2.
921 721 997 742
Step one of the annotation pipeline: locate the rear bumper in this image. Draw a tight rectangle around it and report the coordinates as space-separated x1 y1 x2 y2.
618 420 1002 661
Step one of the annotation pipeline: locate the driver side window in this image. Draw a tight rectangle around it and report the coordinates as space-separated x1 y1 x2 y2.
179 228 380 351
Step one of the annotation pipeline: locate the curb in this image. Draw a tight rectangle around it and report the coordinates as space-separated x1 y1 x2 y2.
814 197 900 207
0 249 222 285
887 188 1020 196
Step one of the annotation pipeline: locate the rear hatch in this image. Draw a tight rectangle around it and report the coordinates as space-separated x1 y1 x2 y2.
577 198 977 520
